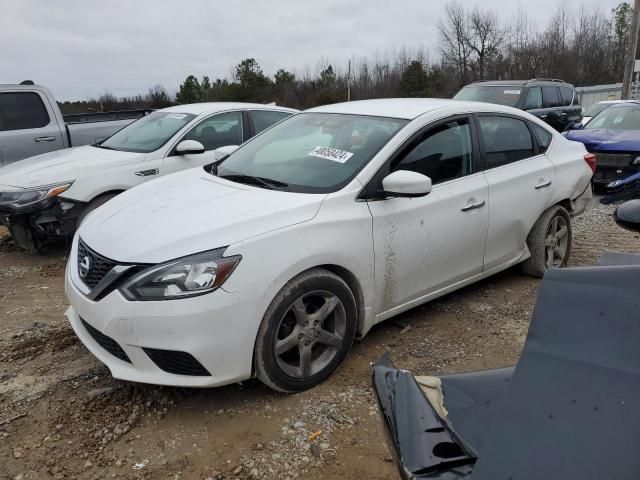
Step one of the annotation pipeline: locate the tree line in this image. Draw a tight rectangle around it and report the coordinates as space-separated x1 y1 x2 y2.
59 1 632 114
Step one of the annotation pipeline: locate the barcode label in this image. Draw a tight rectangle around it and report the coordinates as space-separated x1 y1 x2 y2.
308 146 354 163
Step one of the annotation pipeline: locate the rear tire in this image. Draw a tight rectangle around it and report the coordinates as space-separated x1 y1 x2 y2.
521 205 572 277
254 268 357 392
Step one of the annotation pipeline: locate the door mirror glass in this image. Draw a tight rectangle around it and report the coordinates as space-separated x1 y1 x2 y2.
214 145 239 160
176 140 205 155
382 170 432 198
614 199 640 232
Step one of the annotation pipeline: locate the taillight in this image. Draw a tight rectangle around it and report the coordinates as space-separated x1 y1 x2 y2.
584 153 596 173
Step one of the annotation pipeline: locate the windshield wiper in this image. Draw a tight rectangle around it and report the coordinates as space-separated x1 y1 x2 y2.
218 174 287 190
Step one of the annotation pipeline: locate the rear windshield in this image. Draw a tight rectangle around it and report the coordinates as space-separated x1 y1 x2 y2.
454 86 523 107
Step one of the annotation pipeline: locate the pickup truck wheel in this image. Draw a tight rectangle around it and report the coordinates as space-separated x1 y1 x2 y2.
522 205 572 277
254 269 357 392
76 193 119 227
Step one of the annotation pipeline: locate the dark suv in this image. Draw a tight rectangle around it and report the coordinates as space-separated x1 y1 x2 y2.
454 79 582 132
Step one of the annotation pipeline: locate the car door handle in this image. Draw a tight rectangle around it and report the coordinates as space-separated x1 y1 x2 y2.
540 114 548 119
34 136 56 142
461 199 486 212
535 180 552 189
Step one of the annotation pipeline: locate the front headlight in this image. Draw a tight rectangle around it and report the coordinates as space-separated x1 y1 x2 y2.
0 182 73 209
120 249 241 301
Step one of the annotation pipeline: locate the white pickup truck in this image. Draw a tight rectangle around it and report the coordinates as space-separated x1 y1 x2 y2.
0 102 297 250
0 82 150 166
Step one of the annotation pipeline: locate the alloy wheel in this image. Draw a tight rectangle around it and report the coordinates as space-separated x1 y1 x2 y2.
274 290 347 379
544 215 569 268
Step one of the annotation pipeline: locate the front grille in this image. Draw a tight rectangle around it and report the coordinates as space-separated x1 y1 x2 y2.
81 318 131 363
143 348 210 376
77 239 118 289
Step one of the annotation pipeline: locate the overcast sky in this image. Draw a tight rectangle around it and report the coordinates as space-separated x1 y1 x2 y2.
1 0 623 101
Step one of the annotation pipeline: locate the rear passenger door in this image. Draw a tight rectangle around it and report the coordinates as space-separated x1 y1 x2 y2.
478 115 555 270
0 91 65 166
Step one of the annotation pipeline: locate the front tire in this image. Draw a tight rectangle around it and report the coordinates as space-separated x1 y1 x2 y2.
521 205 572 277
254 268 357 392
76 192 119 227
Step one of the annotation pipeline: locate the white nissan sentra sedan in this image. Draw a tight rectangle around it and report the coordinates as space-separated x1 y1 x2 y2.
65 99 593 392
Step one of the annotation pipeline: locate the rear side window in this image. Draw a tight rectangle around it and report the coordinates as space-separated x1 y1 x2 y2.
542 87 561 108
479 116 535 168
531 123 553 153
251 110 292 134
559 86 573 106
392 118 473 185
0 92 50 131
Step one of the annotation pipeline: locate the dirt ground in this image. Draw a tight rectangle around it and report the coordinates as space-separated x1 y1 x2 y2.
1 199 639 480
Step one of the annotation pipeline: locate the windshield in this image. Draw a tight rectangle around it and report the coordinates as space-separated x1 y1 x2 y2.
583 103 613 119
585 105 640 131
99 111 196 153
215 113 408 193
454 85 523 107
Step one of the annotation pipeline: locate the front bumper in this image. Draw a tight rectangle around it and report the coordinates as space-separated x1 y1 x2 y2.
0 198 82 250
65 241 262 388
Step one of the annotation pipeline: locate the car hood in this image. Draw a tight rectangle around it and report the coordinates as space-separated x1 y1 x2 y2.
564 128 640 152
0 145 143 190
79 168 326 263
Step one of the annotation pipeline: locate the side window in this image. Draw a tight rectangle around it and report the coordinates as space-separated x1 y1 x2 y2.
182 111 242 151
392 118 473 185
559 86 573 106
251 110 292 134
479 116 535 168
531 123 553 154
542 87 560 108
0 92 50 131
523 87 542 110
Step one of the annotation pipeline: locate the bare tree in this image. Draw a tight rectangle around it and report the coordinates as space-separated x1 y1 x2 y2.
466 7 509 80
438 3 473 86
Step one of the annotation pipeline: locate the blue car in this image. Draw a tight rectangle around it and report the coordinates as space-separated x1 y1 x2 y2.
564 102 640 189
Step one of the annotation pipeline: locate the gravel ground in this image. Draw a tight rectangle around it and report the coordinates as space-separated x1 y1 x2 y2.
0 198 638 480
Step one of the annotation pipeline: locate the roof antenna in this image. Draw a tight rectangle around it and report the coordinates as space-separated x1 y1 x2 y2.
19 80 35 85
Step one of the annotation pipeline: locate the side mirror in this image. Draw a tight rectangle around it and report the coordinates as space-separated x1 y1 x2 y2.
214 145 239 161
570 122 583 130
176 140 205 155
382 170 432 198
614 199 640 232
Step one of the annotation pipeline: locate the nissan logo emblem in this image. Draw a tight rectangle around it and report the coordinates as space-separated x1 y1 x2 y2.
79 256 91 279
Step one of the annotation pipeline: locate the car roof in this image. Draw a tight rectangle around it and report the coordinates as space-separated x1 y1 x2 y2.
607 101 640 108
160 103 298 115
595 100 638 105
306 98 528 120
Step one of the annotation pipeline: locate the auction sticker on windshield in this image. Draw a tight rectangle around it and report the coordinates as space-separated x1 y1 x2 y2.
504 90 521 95
308 146 354 163
166 114 187 120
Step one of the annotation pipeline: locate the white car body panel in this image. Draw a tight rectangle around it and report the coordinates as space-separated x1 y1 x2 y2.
66 99 593 388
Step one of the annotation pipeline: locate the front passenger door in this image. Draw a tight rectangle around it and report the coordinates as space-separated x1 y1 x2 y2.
367 116 489 315
479 115 556 270
163 111 243 174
